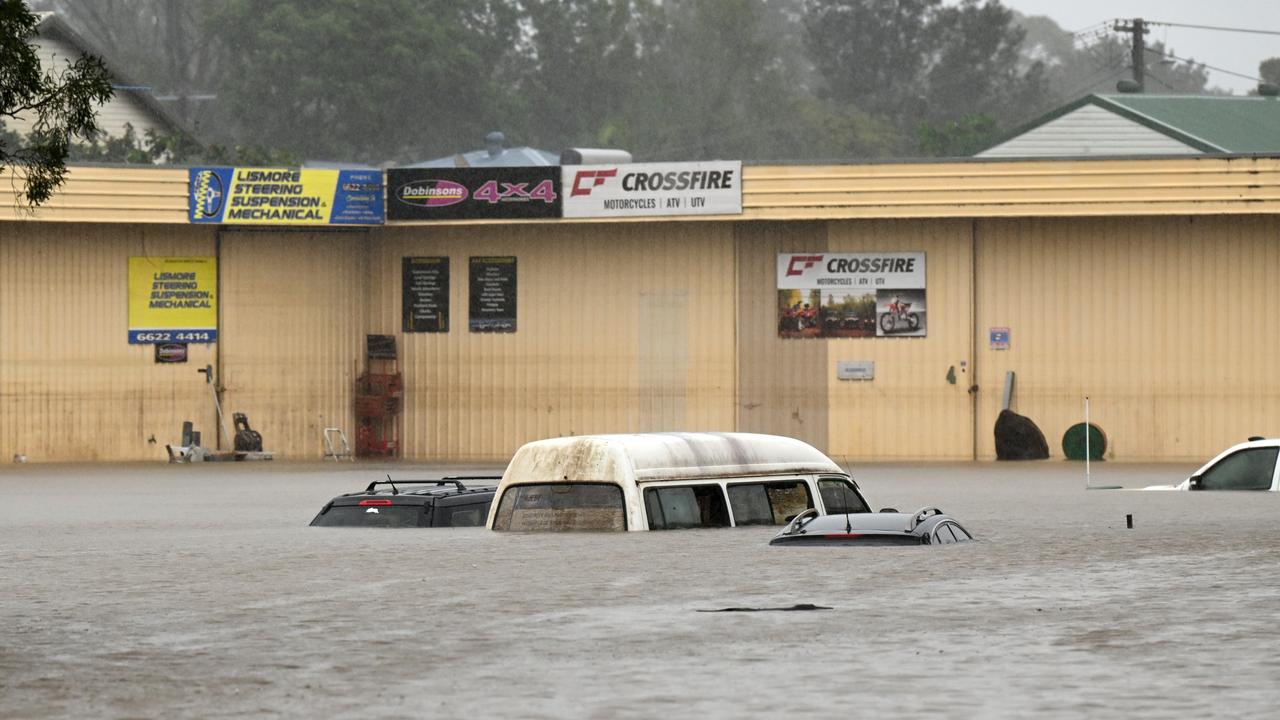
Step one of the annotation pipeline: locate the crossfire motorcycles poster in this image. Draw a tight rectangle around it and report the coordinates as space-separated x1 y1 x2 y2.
776 252 927 338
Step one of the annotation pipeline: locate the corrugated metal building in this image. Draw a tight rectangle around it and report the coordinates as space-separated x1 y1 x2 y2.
2 157 1279 462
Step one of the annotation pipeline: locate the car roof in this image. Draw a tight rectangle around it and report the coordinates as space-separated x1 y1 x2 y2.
798 512 921 534
328 478 498 506
787 508 958 536
502 432 845 485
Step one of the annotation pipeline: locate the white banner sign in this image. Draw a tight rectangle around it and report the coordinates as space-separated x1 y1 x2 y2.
776 252 926 290
562 161 742 218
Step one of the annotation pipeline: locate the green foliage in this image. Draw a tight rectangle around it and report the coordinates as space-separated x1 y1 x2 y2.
1260 58 1280 88
67 124 153 163
610 0 819 160
803 0 939 117
63 122 300 167
513 0 645 150
0 0 113 206
916 114 998 157
206 0 517 164
923 1 1048 124
21 0 1244 167
803 0 1047 128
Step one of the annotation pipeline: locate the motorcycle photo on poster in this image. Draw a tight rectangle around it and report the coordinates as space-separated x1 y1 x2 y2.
876 288 926 336
775 252 927 338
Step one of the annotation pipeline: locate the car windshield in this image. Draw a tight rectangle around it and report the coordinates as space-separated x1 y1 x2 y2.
311 504 422 527
818 478 869 514
1198 447 1277 490
492 483 626 531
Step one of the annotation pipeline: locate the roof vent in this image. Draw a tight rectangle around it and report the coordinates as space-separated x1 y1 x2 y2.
560 148 633 165
485 131 505 158
1258 83 1280 97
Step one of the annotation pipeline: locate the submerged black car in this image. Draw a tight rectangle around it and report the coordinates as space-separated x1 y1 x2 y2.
769 507 973 546
310 477 498 528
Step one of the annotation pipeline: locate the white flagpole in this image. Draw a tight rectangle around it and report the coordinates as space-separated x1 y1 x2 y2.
1085 395 1091 489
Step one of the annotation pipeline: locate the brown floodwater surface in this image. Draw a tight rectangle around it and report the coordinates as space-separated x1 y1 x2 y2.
2 461 1277 718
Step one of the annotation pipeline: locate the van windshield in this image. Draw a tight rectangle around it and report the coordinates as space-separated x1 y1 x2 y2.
492 483 626 531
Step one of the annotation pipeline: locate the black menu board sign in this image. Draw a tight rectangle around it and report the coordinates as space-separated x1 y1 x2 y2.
469 256 517 332
402 257 449 332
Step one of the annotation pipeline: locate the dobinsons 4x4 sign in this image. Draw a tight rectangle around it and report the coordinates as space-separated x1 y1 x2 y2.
387 168 560 221
561 161 742 218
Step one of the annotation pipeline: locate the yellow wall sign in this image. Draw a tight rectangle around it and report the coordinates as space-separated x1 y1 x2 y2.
189 167 384 225
128 257 218 344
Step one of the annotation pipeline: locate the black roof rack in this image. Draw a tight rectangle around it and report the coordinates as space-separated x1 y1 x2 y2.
362 475 502 494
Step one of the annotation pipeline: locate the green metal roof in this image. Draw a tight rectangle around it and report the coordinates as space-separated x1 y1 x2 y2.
1087 94 1280 153
978 93 1280 156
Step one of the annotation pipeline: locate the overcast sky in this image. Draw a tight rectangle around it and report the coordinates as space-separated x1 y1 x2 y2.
999 0 1280 93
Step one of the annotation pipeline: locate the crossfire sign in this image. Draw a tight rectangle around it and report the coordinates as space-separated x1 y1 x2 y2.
561 161 742 218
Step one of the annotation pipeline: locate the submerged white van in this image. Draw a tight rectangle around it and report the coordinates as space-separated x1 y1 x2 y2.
486 432 871 532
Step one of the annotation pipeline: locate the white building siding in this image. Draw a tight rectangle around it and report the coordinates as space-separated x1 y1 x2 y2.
3 34 169 141
979 104 1202 158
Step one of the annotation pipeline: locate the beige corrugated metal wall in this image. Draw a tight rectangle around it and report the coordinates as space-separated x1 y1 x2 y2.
742 157 1280 219
368 223 737 460
734 219 975 460
0 222 215 461
0 168 187 224
217 230 368 458
974 215 1280 461
6 159 1280 462
736 222 830 449
823 219 975 460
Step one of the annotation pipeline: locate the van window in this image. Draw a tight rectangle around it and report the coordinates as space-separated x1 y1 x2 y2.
644 486 731 530
818 478 869 514
726 481 813 526
492 483 626 531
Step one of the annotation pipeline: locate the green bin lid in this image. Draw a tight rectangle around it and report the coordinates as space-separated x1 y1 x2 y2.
1062 422 1105 461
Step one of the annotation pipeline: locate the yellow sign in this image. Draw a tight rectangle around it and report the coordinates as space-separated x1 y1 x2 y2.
189 167 384 225
128 257 218 344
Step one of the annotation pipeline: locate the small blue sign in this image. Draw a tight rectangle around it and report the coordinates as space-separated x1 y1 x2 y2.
989 327 1010 350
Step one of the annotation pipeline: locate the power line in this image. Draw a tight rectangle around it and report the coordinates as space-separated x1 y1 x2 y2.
1145 21 1280 38
1143 46 1263 83
1070 21 1110 39
1144 72 1180 93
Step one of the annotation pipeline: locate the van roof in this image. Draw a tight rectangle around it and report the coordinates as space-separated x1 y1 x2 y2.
501 432 844 484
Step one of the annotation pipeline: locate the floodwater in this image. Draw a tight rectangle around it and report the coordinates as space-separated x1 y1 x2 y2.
2 460 1277 719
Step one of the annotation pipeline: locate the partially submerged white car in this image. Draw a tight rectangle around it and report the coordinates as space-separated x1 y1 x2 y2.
1146 437 1280 491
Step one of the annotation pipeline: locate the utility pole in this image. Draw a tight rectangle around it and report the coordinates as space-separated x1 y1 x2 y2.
1113 18 1148 92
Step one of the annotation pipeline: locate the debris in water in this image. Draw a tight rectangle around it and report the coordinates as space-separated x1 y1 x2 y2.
697 603 832 613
